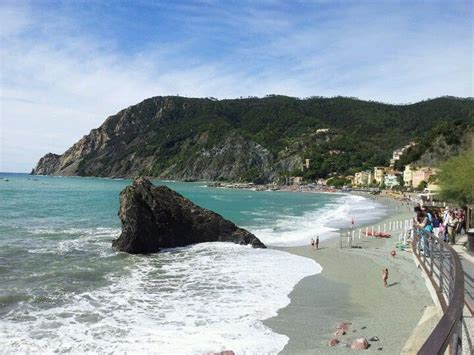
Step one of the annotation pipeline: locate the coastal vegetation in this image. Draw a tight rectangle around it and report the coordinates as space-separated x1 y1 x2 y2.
326 176 351 188
438 147 474 205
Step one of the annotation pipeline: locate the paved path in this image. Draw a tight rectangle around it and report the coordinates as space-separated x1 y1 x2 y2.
453 234 474 314
452 234 474 354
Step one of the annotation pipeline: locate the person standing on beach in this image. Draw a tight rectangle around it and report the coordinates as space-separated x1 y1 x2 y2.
311 238 315 250
382 268 389 287
316 236 319 250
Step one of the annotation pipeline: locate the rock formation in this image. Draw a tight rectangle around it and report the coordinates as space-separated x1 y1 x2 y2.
31 97 278 180
33 153 61 175
112 177 266 253
160 133 275 182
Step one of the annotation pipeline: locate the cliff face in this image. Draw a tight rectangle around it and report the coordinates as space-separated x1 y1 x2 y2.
32 153 61 175
33 97 175 177
32 95 474 181
159 134 275 181
31 97 291 180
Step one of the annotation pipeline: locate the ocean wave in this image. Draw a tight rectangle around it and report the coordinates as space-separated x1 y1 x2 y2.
249 193 387 247
0 243 320 354
27 227 120 256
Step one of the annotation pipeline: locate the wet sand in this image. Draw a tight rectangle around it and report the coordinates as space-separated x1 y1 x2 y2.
264 195 437 354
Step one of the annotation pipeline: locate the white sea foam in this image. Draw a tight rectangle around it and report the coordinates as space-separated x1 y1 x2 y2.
1 243 320 354
249 194 387 247
27 227 120 256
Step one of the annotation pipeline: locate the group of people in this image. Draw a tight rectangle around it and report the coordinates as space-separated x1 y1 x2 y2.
415 204 466 245
310 236 319 250
308 204 466 287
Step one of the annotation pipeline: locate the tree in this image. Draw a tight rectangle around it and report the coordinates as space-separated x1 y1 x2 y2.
438 148 474 204
241 168 267 184
417 180 428 191
428 174 437 183
327 177 351 188
397 174 405 187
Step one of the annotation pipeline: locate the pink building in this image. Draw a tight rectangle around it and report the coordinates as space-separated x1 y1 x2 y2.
412 167 435 188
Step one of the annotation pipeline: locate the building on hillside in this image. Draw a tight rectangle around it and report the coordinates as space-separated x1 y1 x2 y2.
354 172 364 186
367 170 373 185
389 142 417 167
390 149 403 167
316 128 330 134
403 165 415 187
289 176 303 185
412 167 435 188
384 174 400 188
354 171 372 186
373 166 388 184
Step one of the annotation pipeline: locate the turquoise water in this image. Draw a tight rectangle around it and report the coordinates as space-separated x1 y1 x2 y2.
0 173 384 353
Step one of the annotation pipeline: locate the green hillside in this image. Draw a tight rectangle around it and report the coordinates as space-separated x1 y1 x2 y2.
33 95 474 182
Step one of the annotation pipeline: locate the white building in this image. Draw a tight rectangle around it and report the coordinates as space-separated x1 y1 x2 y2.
374 166 388 184
403 165 414 187
354 171 373 186
384 174 400 188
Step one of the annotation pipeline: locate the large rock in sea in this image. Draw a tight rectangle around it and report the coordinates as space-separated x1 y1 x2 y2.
112 177 266 253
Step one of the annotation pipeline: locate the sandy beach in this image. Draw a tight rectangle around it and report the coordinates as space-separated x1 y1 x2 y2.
264 194 438 354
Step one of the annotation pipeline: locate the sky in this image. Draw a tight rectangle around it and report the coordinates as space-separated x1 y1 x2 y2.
0 0 472 172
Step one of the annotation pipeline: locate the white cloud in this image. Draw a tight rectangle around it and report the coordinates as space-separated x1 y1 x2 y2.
0 1 472 172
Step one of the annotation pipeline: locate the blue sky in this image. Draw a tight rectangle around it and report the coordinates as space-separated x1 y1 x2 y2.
1 0 472 172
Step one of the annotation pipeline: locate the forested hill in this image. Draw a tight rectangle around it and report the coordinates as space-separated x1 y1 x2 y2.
32 95 474 182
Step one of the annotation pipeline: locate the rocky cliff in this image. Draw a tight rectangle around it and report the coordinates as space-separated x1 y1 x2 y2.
159 133 277 181
112 177 265 253
32 153 61 175
32 97 287 181
32 95 473 181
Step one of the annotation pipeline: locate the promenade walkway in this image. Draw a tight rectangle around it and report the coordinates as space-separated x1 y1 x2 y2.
452 234 474 354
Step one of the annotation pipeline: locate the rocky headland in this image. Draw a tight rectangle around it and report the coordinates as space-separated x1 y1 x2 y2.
112 177 266 253
31 95 473 182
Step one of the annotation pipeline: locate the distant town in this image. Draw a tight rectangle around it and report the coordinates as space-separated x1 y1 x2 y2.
348 142 438 191
212 141 440 199
300 142 438 192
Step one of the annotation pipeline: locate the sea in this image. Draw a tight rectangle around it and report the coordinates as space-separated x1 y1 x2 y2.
0 173 387 353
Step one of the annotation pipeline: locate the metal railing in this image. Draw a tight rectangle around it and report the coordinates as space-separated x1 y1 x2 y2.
411 226 465 355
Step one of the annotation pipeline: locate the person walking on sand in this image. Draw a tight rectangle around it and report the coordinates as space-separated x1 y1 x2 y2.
382 268 389 287
316 236 319 250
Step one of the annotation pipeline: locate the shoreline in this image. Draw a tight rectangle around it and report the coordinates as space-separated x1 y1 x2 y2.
264 194 437 354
